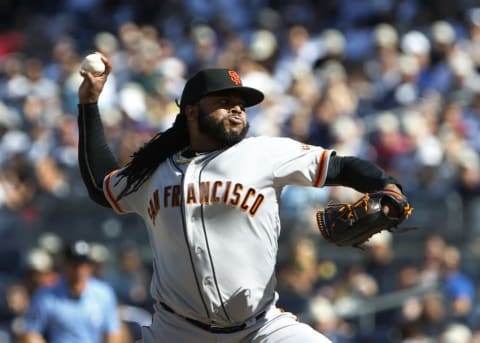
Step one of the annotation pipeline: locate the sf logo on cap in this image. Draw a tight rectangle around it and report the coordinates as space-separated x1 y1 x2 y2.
228 70 241 85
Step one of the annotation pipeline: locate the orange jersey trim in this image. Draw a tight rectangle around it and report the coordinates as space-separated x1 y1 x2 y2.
313 150 330 187
104 170 126 214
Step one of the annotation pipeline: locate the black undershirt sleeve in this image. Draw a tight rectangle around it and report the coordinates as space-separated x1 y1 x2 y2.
325 154 400 193
78 103 120 207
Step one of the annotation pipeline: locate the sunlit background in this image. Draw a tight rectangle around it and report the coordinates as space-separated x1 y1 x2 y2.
0 1 479 342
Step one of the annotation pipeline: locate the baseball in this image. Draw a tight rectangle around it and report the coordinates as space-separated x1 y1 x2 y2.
80 53 105 75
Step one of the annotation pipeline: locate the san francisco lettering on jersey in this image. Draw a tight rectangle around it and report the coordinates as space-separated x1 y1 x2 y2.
147 180 265 224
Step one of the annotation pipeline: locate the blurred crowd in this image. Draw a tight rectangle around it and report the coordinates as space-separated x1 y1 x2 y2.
1 0 480 342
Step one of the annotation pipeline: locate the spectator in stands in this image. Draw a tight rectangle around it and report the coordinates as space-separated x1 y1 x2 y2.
22 247 58 295
440 245 476 325
439 323 472 343
420 291 448 338
396 319 435 343
17 240 122 343
276 238 320 319
105 241 153 311
308 294 354 343
418 234 446 287
363 231 402 337
0 282 30 343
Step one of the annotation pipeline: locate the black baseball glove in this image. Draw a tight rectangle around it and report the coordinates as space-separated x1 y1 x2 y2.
316 190 414 248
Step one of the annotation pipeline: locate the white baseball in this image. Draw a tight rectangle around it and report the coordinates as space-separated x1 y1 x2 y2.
81 53 105 75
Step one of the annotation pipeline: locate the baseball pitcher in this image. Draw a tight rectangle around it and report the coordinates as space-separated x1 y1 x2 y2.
77 54 406 343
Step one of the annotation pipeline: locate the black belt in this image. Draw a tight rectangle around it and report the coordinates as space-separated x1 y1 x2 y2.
159 301 266 334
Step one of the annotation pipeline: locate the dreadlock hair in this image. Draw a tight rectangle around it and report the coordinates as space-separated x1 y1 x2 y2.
115 112 189 200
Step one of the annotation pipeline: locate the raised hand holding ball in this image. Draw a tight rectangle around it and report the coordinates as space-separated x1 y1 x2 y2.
81 53 106 75
78 53 111 104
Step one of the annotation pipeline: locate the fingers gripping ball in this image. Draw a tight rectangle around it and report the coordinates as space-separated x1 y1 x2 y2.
81 53 106 75
316 190 414 248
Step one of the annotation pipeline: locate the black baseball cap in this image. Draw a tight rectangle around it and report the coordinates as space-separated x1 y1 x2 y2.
179 68 264 108
63 240 92 263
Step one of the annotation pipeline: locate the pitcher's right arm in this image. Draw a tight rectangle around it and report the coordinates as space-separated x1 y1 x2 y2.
77 54 118 207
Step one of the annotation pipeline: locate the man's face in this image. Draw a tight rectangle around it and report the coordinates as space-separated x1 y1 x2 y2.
64 260 93 284
196 92 249 146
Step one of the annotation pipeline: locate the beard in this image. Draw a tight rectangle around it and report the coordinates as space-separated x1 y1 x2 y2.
197 107 249 146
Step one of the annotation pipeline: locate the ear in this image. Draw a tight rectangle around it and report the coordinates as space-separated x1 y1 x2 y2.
184 105 198 121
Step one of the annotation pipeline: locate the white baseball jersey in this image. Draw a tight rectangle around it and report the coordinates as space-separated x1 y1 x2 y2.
103 136 333 327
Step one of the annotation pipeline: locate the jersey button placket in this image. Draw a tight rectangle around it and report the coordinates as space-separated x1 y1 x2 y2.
203 276 213 286
183 163 212 314
184 159 221 320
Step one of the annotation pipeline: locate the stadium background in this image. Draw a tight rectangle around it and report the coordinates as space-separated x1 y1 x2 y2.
0 0 480 342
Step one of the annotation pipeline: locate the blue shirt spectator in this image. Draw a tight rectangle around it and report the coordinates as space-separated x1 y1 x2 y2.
441 245 476 325
18 241 122 343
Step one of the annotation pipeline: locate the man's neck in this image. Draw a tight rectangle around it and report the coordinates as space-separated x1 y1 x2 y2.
188 140 223 152
67 280 87 298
